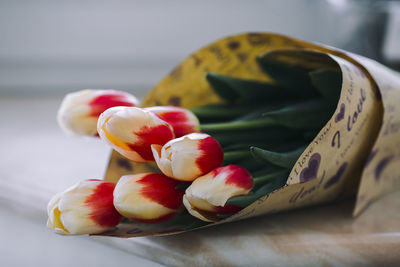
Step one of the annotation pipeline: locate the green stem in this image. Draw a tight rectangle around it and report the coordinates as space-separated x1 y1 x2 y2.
223 150 250 163
252 169 288 188
200 117 276 132
190 104 259 121
212 127 302 147
250 145 306 169
232 158 265 172
251 165 282 177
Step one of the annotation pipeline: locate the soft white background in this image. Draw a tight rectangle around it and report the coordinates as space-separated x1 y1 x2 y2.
0 0 393 95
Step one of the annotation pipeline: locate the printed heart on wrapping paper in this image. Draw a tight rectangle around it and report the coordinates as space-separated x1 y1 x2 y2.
299 153 321 183
335 103 345 123
374 155 394 182
324 162 348 189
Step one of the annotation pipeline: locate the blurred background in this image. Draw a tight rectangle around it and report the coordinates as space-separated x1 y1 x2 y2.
0 0 399 266
0 0 399 96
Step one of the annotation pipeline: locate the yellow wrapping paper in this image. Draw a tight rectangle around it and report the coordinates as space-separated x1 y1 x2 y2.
100 33 400 237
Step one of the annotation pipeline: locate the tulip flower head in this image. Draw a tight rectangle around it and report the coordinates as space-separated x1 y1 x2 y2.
47 179 122 235
57 89 139 136
183 165 253 222
145 106 200 137
151 133 224 181
113 173 184 223
97 106 175 162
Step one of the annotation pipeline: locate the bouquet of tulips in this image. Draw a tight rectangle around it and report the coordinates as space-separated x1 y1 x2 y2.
47 33 400 237
48 59 339 235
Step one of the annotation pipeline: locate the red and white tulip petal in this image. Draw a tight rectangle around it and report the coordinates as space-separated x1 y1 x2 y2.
57 89 139 136
113 173 184 223
47 180 122 235
182 195 219 222
97 107 175 162
183 165 253 222
151 133 223 181
145 106 200 137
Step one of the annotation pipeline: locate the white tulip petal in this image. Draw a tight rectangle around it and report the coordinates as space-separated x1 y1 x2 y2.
113 174 180 222
47 180 120 235
169 136 202 180
183 195 217 222
151 133 221 181
151 145 174 178
97 106 174 162
182 165 253 222
57 89 138 136
189 176 246 207
145 106 200 137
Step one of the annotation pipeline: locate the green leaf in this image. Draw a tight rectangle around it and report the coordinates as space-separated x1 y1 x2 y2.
201 98 335 133
190 104 261 123
206 72 293 103
223 150 251 164
184 219 209 230
226 175 288 207
262 98 335 130
216 214 233 220
222 141 295 152
309 69 342 101
210 127 302 147
252 169 289 188
230 157 269 173
302 130 319 140
256 56 316 95
251 165 283 177
200 117 275 132
225 192 261 207
250 145 306 168
232 101 294 122
256 172 288 194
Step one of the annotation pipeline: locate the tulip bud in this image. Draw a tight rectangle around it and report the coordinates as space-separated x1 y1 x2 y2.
113 173 184 223
183 165 253 222
57 89 139 136
97 106 175 162
47 179 122 235
151 133 224 181
145 106 200 137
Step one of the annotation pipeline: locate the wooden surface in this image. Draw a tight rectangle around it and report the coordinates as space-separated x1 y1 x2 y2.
1 94 399 266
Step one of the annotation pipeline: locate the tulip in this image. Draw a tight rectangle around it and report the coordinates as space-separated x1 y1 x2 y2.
145 106 200 137
113 173 184 223
151 133 224 181
97 106 175 162
57 89 139 136
183 165 253 222
47 179 122 235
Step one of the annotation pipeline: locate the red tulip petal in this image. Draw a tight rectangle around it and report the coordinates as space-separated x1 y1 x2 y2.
214 204 243 214
127 124 175 161
213 165 253 190
195 136 224 173
89 92 135 117
156 108 197 137
138 173 184 210
84 182 121 227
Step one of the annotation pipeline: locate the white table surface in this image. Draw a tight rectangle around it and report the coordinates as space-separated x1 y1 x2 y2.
1 93 399 266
